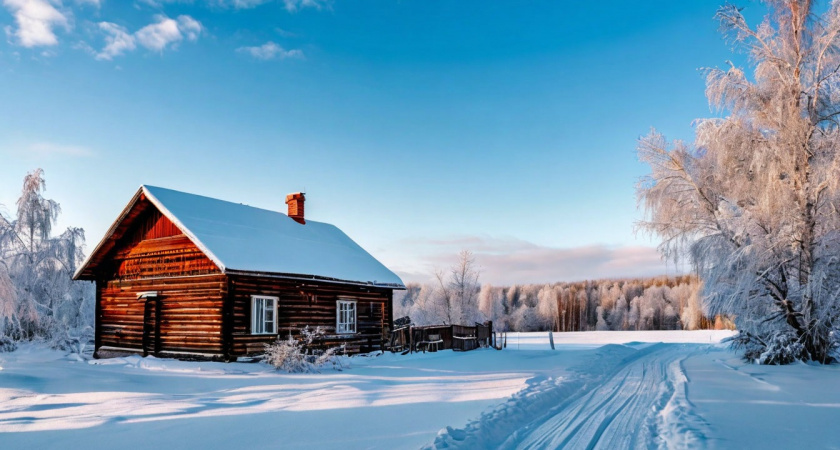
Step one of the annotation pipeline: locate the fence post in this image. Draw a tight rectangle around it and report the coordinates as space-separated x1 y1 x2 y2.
549 331 555 350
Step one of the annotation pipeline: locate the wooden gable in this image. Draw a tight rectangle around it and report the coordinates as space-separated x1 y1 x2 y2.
76 192 220 280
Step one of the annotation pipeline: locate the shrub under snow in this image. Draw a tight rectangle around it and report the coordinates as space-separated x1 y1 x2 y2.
264 326 343 373
0 334 17 353
730 331 813 366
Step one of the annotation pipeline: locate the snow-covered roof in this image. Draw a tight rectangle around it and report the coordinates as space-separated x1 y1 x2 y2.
76 185 404 289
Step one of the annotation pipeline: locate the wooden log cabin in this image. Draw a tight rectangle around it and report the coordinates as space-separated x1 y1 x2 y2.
73 186 405 360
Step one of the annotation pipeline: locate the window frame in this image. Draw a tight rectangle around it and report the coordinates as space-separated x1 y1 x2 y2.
336 299 358 334
251 295 279 335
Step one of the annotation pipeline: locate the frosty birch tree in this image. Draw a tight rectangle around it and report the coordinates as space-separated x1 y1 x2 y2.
478 284 505 325
435 250 481 325
638 1 840 363
537 284 560 331
0 169 93 347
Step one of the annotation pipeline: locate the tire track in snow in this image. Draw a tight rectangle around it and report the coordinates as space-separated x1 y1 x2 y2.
654 356 710 449
426 344 711 450
515 347 666 449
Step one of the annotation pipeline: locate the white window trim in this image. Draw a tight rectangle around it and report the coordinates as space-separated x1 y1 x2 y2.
336 299 357 334
251 295 279 335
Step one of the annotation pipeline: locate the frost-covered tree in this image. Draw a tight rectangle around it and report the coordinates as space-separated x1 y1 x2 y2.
536 284 560 331
0 169 94 347
627 297 641 331
479 283 505 326
435 250 481 325
394 282 445 325
595 306 610 331
400 275 709 332
608 293 628 330
638 1 840 363
677 282 704 330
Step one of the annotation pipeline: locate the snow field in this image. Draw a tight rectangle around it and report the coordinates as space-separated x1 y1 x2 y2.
429 343 713 449
2 330 839 449
501 330 734 351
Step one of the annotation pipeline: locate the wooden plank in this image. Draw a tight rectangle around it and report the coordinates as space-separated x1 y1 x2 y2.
96 274 227 356
226 274 393 355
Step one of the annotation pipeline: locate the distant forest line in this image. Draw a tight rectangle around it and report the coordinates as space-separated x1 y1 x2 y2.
395 275 734 332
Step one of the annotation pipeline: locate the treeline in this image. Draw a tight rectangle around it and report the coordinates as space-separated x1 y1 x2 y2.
396 275 733 332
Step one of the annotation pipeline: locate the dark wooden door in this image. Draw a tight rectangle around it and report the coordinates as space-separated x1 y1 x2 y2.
142 298 161 356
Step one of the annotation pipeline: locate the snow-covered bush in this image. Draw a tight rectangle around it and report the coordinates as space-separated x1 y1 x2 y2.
264 335 310 373
50 325 94 356
0 334 16 353
263 326 343 373
729 331 809 366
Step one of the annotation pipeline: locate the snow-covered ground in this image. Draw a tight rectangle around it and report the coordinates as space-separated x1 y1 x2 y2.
2 330 839 449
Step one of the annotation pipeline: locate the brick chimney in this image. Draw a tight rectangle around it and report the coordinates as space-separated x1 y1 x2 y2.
285 192 306 224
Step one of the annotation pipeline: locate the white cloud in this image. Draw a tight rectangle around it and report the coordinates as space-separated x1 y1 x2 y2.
177 14 201 41
26 142 94 158
3 0 70 48
138 0 325 10
139 0 269 9
74 0 100 6
237 41 302 60
220 0 269 8
135 15 180 51
95 14 201 58
282 0 326 12
96 22 135 60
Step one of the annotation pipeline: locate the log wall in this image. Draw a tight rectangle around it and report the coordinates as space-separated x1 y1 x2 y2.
98 274 227 356
95 209 226 357
228 274 393 356
92 204 396 360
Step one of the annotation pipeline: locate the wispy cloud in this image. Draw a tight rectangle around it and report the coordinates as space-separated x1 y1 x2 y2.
237 41 302 60
95 15 202 59
275 27 296 37
282 0 328 13
138 0 273 10
221 0 271 8
135 15 201 51
138 0 324 10
3 0 70 48
25 142 94 158
96 22 135 60
388 235 673 285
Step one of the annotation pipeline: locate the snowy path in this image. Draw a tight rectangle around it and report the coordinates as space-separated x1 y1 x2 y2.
430 343 710 449
512 344 708 449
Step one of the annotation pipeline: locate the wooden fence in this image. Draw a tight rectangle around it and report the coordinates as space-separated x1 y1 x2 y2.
388 321 494 353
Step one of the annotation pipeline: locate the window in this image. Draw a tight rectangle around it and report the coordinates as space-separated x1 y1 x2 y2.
251 296 278 335
336 299 357 334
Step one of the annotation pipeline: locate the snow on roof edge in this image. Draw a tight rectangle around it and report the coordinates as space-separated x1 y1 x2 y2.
75 185 405 289
224 269 406 289
143 185 404 288
141 185 228 274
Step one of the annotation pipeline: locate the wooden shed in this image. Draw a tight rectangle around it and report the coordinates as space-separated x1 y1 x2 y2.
73 186 405 360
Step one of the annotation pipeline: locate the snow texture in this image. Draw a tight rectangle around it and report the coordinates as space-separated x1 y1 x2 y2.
4 330 839 449
81 185 404 288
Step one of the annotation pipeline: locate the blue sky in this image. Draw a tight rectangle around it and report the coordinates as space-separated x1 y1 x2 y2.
0 0 757 285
